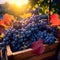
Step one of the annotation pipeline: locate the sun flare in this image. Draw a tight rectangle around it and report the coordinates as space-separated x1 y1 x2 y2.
9 0 29 6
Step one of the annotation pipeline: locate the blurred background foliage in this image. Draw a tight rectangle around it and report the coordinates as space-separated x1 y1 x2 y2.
50 0 60 15
0 0 50 15
1 0 59 17
30 0 50 14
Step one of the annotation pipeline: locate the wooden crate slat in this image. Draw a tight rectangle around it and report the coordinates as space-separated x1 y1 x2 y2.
0 43 2 57
6 46 13 56
25 50 56 60
0 50 1 56
13 49 35 60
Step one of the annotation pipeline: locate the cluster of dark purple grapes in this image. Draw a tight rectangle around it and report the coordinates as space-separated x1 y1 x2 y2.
0 14 57 52
0 14 3 20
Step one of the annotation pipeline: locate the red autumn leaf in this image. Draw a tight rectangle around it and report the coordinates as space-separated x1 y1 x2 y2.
3 14 13 25
3 14 11 21
50 13 60 26
0 14 14 33
0 20 4 26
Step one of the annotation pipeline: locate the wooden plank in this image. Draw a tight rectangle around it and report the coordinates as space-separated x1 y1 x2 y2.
25 50 56 60
0 43 2 57
6 46 13 56
12 49 35 60
0 50 1 56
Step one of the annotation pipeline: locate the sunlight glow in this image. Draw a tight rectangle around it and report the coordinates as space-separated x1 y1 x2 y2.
9 0 29 6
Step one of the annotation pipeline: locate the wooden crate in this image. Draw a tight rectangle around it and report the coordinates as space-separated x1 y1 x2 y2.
0 40 59 60
0 50 1 57
5 40 59 60
0 43 2 57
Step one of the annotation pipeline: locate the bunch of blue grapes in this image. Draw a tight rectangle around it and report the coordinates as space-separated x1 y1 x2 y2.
0 14 57 52
0 14 3 19
24 14 48 26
